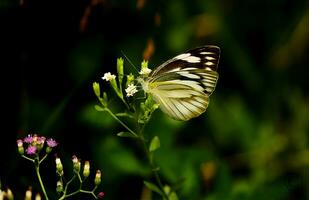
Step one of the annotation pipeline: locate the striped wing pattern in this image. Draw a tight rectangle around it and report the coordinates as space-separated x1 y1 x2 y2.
146 45 220 121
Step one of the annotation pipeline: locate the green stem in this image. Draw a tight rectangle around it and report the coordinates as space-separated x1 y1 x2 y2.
59 173 98 200
39 154 48 164
22 155 35 162
105 108 138 137
59 174 76 200
138 128 169 200
120 95 130 111
101 97 168 198
35 164 49 200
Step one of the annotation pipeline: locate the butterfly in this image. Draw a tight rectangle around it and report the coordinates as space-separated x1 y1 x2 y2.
139 45 220 121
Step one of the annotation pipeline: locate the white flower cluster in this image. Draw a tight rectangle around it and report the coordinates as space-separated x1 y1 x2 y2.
139 67 152 76
102 72 116 81
125 84 138 97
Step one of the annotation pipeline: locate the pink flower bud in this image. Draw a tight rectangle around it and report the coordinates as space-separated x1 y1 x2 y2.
94 170 102 185
17 139 24 155
72 155 81 172
97 192 105 199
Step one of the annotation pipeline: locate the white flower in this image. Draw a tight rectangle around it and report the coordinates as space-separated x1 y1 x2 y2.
139 67 152 76
125 84 138 97
102 72 116 81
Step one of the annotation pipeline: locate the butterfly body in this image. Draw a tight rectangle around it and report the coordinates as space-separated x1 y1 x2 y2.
141 45 220 121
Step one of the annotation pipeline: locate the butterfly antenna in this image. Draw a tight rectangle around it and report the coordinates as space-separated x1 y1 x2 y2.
121 50 139 73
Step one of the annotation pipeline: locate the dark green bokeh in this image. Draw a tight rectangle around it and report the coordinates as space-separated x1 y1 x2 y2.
0 0 308 199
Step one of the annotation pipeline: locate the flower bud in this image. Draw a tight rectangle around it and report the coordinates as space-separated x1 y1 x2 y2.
25 188 32 200
36 136 46 151
46 146 52 154
35 193 42 200
17 139 24 155
93 82 101 97
126 73 135 86
94 170 102 185
32 134 38 144
97 191 105 199
72 155 81 172
55 157 64 176
56 181 63 193
83 161 90 178
117 57 124 79
6 188 14 200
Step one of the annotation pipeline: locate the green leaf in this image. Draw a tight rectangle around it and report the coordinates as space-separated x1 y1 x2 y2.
94 105 105 111
168 192 179 200
117 132 137 138
164 185 179 200
149 136 160 152
144 181 162 195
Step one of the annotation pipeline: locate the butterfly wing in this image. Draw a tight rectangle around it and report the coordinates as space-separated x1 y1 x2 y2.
146 45 220 121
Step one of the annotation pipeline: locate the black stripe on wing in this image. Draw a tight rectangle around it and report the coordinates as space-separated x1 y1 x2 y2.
151 45 220 76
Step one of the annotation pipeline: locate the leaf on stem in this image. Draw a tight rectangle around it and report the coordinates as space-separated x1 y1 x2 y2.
117 132 138 138
149 136 160 152
144 181 162 195
94 105 105 111
164 185 179 200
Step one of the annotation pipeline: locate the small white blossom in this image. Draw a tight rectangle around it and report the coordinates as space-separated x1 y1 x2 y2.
125 84 138 97
102 72 116 81
139 67 152 76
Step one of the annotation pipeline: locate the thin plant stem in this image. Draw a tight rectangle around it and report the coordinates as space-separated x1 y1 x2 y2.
60 173 98 200
138 127 169 200
59 174 76 200
39 154 48 164
22 155 35 162
106 107 168 199
35 164 49 200
104 108 138 137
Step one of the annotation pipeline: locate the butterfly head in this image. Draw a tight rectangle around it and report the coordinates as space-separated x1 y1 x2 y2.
135 60 153 94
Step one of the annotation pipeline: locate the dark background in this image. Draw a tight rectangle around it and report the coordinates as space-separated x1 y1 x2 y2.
0 0 308 199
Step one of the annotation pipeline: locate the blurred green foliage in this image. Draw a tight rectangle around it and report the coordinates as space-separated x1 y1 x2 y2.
0 0 308 199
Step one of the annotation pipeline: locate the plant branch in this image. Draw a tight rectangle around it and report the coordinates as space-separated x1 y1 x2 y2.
35 164 49 200
104 108 138 137
137 127 169 200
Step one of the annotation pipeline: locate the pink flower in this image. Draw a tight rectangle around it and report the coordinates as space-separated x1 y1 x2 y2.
23 135 33 144
37 136 46 145
46 138 58 147
26 146 37 155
